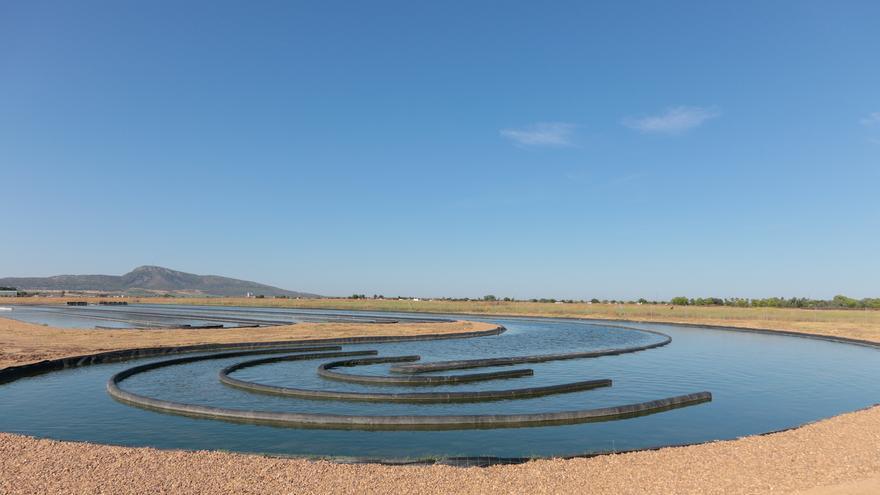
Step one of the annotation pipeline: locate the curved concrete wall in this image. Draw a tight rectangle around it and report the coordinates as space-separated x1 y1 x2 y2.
8 319 711 431
317 356 534 385
108 353 710 429
221 357 611 402
390 334 672 374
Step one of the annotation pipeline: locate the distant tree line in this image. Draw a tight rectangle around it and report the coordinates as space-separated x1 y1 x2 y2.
344 293 880 310
668 295 880 309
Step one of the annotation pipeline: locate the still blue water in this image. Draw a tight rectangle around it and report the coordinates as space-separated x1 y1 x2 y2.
1 308 878 459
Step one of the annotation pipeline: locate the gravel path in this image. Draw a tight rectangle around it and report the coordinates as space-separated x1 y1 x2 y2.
2 406 879 494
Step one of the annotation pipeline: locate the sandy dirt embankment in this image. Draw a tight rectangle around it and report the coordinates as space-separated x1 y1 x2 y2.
0 317 495 370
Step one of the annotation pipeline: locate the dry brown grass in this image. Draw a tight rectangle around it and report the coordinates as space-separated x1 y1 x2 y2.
6 296 880 343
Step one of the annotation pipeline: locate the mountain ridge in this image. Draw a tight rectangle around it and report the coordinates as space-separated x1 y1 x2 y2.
0 265 319 298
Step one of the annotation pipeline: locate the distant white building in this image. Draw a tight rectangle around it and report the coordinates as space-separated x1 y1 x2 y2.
0 290 17 297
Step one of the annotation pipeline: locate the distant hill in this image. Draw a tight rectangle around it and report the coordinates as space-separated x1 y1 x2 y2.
0 265 320 298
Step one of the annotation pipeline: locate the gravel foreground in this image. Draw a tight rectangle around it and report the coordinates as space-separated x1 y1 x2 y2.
2 406 879 495
0 316 878 494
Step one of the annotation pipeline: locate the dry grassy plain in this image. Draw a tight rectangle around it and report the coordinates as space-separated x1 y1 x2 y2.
7 296 880 343
1 300 878 494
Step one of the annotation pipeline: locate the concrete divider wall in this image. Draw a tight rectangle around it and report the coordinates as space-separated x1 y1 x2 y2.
4 321 712 431
103 329 712 430
317 356 535 385
221 355 612 402
108 351 710 429
390 332 672 374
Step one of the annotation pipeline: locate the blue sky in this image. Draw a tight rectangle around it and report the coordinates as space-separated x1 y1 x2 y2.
1 1 878 300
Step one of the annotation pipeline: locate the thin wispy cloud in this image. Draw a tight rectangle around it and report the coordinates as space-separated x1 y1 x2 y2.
860 112 880 126
624 106 720 135
500 122 575 147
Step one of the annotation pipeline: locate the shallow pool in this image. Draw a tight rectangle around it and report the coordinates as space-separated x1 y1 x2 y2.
1 308 878 460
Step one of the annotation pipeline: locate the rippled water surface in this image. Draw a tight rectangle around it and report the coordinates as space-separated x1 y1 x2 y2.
1 306 878 459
